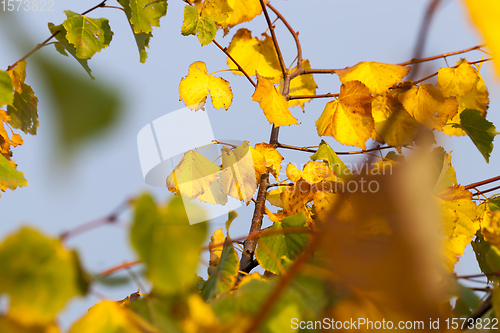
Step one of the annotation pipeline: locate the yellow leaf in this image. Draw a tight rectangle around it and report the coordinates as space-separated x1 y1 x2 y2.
69 301 161 333
179 61 233 111
481 209 500 248
463 0 500 77
285 163 302 182
301 161 336 185
437 62 479 98
252 74 299 127
398 84 458 131
226 28 282 83
436 186 479 271
316 81 374 149
266 186 285 207
335 61 410 94
0 315 60 333
182 294 220 333
201 0 233 25
281 179 314 224
8 60 27 94
11 134 23 147
265 206 285 223
226 0 263 28
221 143 258 203
287 59 317 111
254 142 283 179
208 228 225 267
444 63 489 136
166 149 221 201
248 145 267 182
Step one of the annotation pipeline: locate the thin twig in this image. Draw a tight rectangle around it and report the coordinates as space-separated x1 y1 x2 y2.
276 142 396 155
259 0 286 77
411 58 492 85
288 93 338 100
267 3 302 69
212 40 256 87
398 44 486 67
464 175 500 190
473 185 500 197
99 260 141 277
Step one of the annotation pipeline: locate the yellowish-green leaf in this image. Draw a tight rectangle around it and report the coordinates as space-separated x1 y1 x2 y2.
179 61 233 110
166 149 221 201
335 61 410 94
201 0 233 25
7 83 39 135
227 28 282 83
0 154 27 196
0 227 88 325
131 194 207 295
129 0 167 34
398 84 458 131
287 59 317 111
437 186 479 271
0 70 14 106
221 143 258 203
196 16 218 46
208 228 225 267
118 0 152 63
310 140 352 180
431 147 457 194
316 81 373 149
0 316 59 333
181 4 199 35
62 11 113 59
252 74 298 127
8 60 27 94
69 301 161 333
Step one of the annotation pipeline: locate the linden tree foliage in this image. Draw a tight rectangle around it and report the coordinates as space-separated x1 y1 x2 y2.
2 0 500 332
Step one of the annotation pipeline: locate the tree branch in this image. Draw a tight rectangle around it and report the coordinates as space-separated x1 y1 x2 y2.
398 44 486 67
287 93 338 100
277 142 397 155
259 0 286 77
212 39 256 87
464 175 500 190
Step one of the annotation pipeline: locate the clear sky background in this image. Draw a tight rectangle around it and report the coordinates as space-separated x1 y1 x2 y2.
1 0 499 329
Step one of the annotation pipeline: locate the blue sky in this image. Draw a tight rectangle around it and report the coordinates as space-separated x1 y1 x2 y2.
1 0 499 329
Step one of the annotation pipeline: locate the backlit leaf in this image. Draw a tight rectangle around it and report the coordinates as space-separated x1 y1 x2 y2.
0 70 14 106
287 59 317 111
131 194 207 294
166 149 221 200
62 11 113 59
129 0 167 34
227 28 282 83
0 154 27 196
208 228 225 267
118 0 152 63
316 81 374 149
201 0 233 26
7 83 39 135
48 23 94 79
181 5 199 36
202 237 239 300
335 62 410 94
254 142 283 179
8 60 27 93
221 143 258 203
0 227 88 325
398 84 458 131
225 0 262 29
437 62 479 98
196 16 218 46
310 140 352 180
256 212 309 275
68 301 161 333
452 109 497 163
252 74 298 127
464 0 500 77
179 61 233 110
431 147 457 194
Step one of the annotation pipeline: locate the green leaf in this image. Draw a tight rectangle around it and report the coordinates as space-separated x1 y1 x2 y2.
0 154 27 194
129 0 168 34
48 22 94 79
181 5 198 36
201 238 239 300
118 0 152 63
452 109 497 163
196 16 217 46
488 196 500 211
453 283 481 317
131 194 207 295
37 58 121 152
471 231 500 283
7 83 39 135
310 140 352 180
0 70 14 106
62 11 113 60
255 212 309 275
0 227 88 325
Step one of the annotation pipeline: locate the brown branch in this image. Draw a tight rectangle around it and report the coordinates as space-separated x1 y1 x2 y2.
98 260 141 277
302 68 337 75
7 0 108 71
212 39 256 87
288 93 338 100
60 197 133 241
464 175 500 190
407 0 442 79
463 294 492 331
259 0 286 77
276 142 396 155
456 271 500 279
267 3 302 69
398 44 486 67
472 185 500 197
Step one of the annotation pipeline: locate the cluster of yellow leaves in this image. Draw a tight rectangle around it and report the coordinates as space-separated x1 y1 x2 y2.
314 60 489 149
167 141 283 205
200 0 263 34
